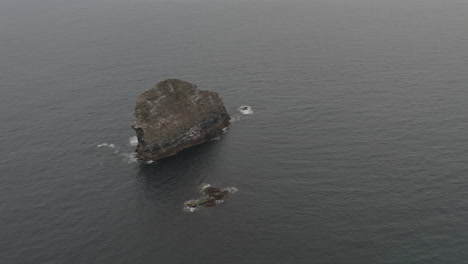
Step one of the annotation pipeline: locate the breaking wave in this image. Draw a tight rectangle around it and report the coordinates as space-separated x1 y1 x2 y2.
238 105 253 115
183 206 198 213
129 136 138 147
224 187 238 194
97 143 115 148
230 116 241 123
97 139 140 164
122 152 137 163
200 183 211 191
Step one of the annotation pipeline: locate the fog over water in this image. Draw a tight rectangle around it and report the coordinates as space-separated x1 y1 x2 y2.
1 0 467 263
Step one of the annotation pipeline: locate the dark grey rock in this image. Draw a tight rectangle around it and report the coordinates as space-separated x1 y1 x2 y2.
132 79 230 161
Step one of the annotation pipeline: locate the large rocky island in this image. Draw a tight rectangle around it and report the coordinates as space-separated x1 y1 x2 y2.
132 79 230 161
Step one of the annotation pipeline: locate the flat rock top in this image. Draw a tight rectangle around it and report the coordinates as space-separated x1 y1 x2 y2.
134 79 225 127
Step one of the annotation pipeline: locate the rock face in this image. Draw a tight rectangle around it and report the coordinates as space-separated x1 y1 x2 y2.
132 79 230 161
198 197 217 207
202 187 229 200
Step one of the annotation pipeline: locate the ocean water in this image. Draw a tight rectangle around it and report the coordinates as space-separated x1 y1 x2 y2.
1 0 467 263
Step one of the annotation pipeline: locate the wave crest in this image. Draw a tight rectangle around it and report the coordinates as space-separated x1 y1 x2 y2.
238 105 253 115
129 136 138 147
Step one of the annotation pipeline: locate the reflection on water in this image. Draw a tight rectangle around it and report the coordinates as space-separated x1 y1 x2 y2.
135 139 226 203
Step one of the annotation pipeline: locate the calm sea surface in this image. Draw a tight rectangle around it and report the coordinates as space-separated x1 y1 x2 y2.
1 0 467 263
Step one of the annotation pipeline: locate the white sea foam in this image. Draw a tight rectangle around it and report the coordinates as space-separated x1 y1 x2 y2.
200 183 211 192
98 143 115 148
129 136 138 147
123 152 138 163
238 105 253 115
146 160 154 164
183 200 199 212
230 116 241 123
224 187 239 194
183 206 198 213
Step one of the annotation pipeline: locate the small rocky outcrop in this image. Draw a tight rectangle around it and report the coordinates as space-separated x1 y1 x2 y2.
184 185 237 210
198 197 217 207
132 79 230 161
203 187 229 200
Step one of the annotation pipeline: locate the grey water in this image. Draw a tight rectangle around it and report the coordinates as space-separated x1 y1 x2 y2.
1 0 467 263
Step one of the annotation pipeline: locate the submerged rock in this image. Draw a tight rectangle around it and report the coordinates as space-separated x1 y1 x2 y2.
132 79 230 161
